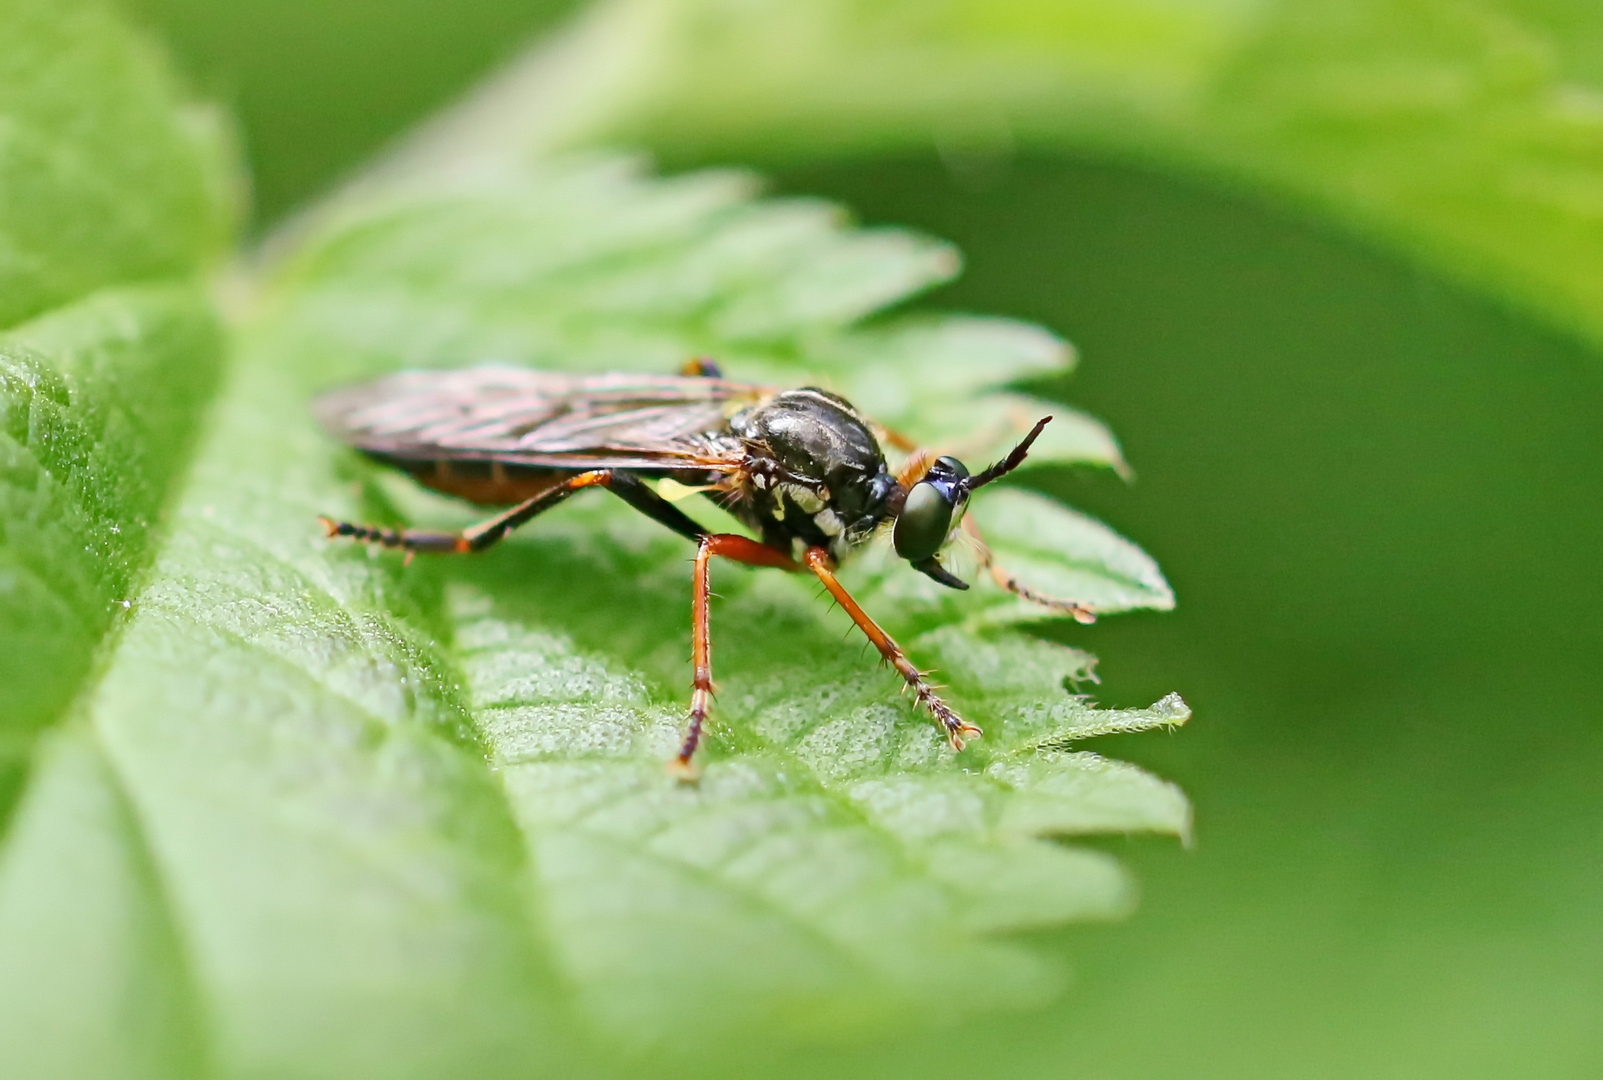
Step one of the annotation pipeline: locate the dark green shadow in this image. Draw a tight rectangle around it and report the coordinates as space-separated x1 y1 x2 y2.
124 0 581 225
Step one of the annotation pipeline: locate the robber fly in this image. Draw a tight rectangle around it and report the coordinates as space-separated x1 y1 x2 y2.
314 358 1094 777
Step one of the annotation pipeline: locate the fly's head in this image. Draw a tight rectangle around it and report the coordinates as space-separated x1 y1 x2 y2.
891 417 1053 590
891 455 972 588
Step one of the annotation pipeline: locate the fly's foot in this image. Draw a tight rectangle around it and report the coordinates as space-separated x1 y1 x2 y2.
319 515 404 548
919 689 982 751
318 515 470 555
666 755 700 784
997 572 1097 624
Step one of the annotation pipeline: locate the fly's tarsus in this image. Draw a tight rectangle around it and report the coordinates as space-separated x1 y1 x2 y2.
318 515 467 553
925 695 982 751
991 567 1098 624
961 512 1098 623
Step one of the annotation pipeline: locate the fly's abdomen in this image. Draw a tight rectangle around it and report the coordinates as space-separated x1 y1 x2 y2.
385 456 569 507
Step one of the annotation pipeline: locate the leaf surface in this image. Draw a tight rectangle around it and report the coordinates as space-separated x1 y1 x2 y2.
150 154 1182 1059
0 0 231 821
0 288 223 809
0 4 235 1076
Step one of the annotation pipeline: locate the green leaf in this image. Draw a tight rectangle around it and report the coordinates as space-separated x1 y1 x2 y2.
812 317 1130 473
0 726 209 1080
503 0 1603 355
0 152 1184 1070
0 0 236 329
72 151 1181 1064
0 0 233 821
0 8 1187 1072
0 287 223 790
0 4 235 1075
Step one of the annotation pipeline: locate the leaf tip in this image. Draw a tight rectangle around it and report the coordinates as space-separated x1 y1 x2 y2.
1151 691 1191 728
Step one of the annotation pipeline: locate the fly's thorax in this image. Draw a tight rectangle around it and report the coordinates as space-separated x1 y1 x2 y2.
732 388 897 558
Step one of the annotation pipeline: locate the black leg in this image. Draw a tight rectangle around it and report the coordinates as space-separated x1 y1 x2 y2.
602 471 711 544
321 469 713 556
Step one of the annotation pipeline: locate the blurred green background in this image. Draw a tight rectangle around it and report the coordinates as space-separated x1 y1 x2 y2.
122 0 1603 1075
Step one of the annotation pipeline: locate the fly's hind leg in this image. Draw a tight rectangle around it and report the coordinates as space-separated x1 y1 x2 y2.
320 469 713 557
320 470 613 557
802 547 981 751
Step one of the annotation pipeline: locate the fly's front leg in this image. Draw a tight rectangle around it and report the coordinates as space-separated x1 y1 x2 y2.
671 533 797 780
959 514 1097 624
802 547 981 751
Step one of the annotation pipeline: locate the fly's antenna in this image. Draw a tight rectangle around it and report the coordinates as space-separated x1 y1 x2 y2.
964 416 1051 493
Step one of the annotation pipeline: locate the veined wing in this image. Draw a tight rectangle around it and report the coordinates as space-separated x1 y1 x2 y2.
314 367 768 471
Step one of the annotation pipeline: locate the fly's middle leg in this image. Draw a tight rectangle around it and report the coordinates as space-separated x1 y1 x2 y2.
671 533 797 780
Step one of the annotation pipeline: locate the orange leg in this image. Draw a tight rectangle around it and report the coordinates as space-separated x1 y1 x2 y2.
802 547 982 751
671 534 799 779
960 514 1097 624
880 426 920 453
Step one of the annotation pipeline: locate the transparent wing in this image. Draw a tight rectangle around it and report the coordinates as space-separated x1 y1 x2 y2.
313 367 767 472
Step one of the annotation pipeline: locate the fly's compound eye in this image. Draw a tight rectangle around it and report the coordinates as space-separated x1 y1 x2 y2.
893 456 969 563
893 481 953 563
